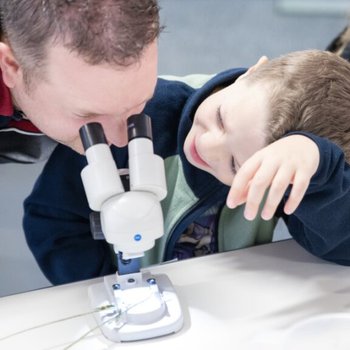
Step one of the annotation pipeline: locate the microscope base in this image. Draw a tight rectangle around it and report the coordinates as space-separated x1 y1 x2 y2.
88 272 183 342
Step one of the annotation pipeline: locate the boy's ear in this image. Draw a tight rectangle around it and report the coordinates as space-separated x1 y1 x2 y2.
247 56 269 75
247 56 269 73
237 56 269 81
0 42 21 88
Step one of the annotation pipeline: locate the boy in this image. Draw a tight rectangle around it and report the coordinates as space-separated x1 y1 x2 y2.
24 50 350 284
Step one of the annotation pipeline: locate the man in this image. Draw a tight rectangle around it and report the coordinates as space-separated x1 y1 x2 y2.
0 0 161 162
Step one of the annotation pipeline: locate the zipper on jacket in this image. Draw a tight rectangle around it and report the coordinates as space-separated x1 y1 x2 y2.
163 186 227 261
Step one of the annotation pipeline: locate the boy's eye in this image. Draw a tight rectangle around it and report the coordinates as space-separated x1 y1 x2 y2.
231 157 237 176
216 107 224 129
216 106 236 176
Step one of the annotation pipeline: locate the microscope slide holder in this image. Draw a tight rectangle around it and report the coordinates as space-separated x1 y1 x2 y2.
88 271 184 342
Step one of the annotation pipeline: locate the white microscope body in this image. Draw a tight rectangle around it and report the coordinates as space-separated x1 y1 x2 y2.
79 114 183 342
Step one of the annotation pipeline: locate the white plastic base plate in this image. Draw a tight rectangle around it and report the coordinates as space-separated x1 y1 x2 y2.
88 272 183 342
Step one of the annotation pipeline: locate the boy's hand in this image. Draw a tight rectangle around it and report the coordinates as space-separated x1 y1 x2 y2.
226 135 320 221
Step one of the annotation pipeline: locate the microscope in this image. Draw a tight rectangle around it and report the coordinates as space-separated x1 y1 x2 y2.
79 114 183 342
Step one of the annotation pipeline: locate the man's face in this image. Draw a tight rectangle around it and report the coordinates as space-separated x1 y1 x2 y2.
11 41 158 153
184 77 270 186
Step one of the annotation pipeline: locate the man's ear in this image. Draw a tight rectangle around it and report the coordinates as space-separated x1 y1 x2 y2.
0 42 21 88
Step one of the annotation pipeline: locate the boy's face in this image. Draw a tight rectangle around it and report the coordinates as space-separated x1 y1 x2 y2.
184 76 270 186
6 41 158 154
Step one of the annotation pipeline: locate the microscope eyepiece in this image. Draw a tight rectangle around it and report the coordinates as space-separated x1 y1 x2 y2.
127 113 152 141
79 122 107 151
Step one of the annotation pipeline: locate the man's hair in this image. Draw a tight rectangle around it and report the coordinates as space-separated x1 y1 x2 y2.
0 0 161 84
247 50 350 162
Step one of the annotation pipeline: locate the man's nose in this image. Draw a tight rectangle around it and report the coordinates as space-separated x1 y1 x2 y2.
103 104 147 148
112 129 128 147
102 118 128 148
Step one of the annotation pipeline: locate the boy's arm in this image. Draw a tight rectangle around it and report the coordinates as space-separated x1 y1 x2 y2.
282 133 350 265
227 132 350 265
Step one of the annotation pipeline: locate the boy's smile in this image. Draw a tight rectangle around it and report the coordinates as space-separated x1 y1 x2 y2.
188 137 210 168
184 74 270 186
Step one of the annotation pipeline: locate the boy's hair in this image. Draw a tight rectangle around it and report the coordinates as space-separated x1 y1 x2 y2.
247 50 350 162
0 0 161 86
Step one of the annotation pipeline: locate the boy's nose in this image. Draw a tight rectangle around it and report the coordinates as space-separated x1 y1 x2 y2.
205 134 226 161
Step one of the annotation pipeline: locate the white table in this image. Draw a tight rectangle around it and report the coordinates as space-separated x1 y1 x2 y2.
0 239 349 350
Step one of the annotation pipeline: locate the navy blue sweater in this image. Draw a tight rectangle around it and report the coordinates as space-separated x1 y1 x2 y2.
23 69 350 285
